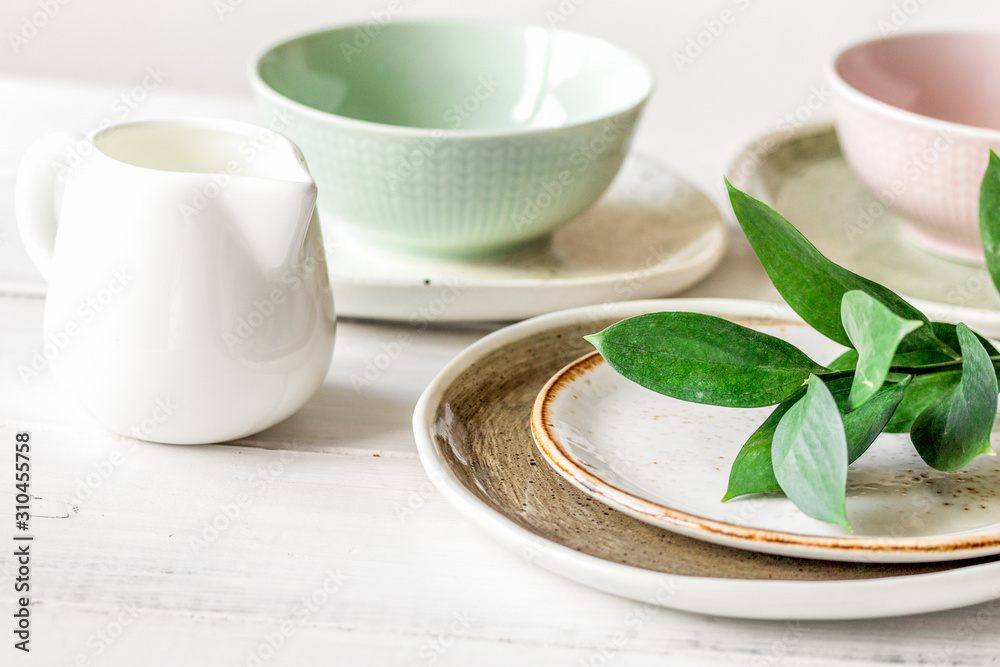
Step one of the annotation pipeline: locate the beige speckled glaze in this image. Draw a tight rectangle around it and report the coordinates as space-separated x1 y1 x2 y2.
324 152 727 322
413 298 1000 619
533 338 1000 563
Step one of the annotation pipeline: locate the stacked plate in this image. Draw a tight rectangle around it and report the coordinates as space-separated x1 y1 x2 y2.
412 297 1000 621
412 125 1000 620
324 152 727 322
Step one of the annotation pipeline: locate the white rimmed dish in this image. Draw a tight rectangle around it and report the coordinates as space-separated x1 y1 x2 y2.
413 297 1000 619
531 337 1000 564
326 152 726 321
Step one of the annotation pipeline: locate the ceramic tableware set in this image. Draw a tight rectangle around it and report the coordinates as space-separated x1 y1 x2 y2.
16 22 1000 618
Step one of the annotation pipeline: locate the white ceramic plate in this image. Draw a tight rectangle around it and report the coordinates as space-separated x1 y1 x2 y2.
325 153 726 322
532 329 1000 563
413 298 1000 619
728 123 1000 337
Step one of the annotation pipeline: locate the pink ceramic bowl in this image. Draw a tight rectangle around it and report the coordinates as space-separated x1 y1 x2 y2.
828 32 1000 262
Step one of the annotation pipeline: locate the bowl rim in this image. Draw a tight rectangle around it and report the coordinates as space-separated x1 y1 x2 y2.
825 30 1000 140
248 18 655 139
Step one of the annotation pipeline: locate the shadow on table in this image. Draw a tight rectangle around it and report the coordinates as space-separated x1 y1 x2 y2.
230 382 418 454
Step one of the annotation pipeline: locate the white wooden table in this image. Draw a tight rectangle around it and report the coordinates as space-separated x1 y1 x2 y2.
2 77 999 667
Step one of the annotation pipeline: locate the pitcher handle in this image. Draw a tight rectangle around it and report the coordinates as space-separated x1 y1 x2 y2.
15 132 82 281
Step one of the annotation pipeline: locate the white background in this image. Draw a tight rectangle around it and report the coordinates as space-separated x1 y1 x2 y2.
3 0 1000 198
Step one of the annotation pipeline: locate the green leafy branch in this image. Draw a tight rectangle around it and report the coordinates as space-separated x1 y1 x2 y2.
585 150 1000 529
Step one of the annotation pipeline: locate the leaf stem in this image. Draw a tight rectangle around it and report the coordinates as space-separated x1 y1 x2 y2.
820 355 1000 382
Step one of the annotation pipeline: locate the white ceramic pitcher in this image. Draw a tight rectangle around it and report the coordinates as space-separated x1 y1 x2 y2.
16 118 336 444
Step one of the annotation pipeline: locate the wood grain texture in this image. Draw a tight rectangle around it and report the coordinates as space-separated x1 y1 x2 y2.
2 78 999 666
3 422 1000 667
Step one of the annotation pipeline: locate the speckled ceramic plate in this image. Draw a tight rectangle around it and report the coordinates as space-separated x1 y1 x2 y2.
413 298 1000 619
532 330 1000 564
727 123 1000 337
326 153 726 322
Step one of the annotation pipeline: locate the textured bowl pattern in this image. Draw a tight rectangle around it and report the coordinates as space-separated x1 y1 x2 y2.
252 22 652 259
829 32 1000 262
834 97 993 262
260 100 641 258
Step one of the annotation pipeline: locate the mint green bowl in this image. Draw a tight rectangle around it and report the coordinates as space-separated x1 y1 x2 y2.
250 21 653 259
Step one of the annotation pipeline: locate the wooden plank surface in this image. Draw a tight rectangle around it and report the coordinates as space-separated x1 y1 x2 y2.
2 76 998 667
1 292 1000 665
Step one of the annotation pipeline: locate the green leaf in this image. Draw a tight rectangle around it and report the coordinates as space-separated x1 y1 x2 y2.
722 391 801 500
841 291 922 410
980 150 1000 295
725 178 937 353
724 378 906 500
772 375 851 529
929 321 998 358
883 372 961 433
845 377 910 462
911 323 999 470
828 349 858 371
585 312 827 408
893 322 999 366
890 346 955 368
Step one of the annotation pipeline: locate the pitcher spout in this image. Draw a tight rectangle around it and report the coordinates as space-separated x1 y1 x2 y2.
227 175 318 276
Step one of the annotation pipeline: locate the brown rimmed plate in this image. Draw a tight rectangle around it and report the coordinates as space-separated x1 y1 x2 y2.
532 344 1000 563
413 298 1000 619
